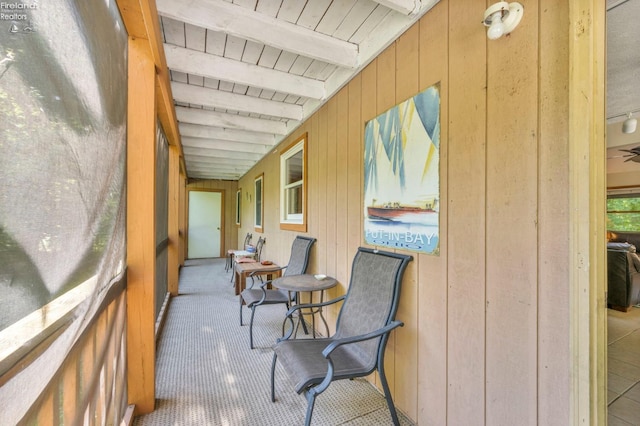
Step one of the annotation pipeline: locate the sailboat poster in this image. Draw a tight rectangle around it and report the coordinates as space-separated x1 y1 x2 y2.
364 84 440 255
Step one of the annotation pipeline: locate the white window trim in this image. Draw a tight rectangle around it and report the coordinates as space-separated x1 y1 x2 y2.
280 134 307 231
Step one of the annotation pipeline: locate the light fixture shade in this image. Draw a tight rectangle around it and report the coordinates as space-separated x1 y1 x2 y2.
623 117 638 134
483 2 524 40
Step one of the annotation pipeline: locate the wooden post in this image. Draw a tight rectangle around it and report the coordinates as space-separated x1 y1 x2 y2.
126 36 156 415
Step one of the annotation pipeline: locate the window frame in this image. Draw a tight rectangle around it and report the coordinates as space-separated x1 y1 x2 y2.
279 133 307 232
254 174 264 232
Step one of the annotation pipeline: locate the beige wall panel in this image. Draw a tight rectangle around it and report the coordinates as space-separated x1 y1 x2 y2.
326 97 338 282
375 44 398 395
360 62 377 387
537 0 571 423
393 24 420 420
317 105 329 277
307 115 320 273
335 87 350 290
417 1 449 424
446 0 487 423
485 0 539 423
347 75 363 288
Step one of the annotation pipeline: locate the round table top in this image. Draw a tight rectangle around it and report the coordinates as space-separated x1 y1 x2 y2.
273 274 337 292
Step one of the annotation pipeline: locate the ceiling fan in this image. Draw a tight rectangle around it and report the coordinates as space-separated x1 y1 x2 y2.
620 146 640 162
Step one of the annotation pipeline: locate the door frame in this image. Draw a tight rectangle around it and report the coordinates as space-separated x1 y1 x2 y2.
186 188 225 259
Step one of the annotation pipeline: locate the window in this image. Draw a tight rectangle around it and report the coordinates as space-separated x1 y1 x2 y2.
236 189 242 226
607 194 640 231
280 134 307 231
255 175 263 232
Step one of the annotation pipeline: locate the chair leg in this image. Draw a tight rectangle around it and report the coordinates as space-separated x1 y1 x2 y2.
239 296 243 326
378 361 400 426
249 305 257 349
304 390 317 426
270 353 278 402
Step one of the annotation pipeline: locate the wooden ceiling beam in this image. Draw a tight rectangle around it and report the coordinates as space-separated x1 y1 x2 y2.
172 82 303 120
164 45 325 100
179 123 276 145
156 0 359 68
175 106 291 135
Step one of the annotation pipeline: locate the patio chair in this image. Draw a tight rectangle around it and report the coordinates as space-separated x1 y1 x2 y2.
270 247 413 426
226 232 252 272
240 236 316 349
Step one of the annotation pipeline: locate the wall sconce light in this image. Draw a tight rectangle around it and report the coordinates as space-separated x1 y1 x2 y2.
623 113 638 134
483 2 524 40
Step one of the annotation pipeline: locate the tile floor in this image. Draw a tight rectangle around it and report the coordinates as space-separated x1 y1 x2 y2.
608 306 640 425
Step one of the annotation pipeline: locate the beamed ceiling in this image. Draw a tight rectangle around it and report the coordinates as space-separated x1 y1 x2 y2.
157 0 439 180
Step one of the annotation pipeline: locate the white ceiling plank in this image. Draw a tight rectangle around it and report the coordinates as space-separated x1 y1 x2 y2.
297 0 333 30
224 34 246 61
182 137 270 154
277 0 306 23
233 0 257 9
349 5 392 44
289 56 314 76
370 0 421 15
188 74 204 86
333 0 378 41
256 0 282 17
274 50 297 72
232 84 249 95
164 45 325 99
316 0 357 36
183 146 264 160
179 122 277 145
161 17 185 46
258 45 282 68
171 70 189 83
259 89 276 100
172 81 303 120
219 81 235 92
176 106 290 135
304 60 331 80
242 40 264 64
204 78 220 89
205 31 227 55
246 87 262 97
185 23 206 51
156 0 359 68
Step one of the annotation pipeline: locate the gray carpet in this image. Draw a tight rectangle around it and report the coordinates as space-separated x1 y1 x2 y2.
134 258 414 426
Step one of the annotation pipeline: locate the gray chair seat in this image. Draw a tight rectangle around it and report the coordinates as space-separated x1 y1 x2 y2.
241 288 289 306
274 338 369 394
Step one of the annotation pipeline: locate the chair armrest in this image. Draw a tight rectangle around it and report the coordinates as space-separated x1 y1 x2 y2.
321 320 404 358
279 295 346 341
284 295 346 318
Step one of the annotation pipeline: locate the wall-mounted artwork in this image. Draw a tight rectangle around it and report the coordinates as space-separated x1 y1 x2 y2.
364 84 440 255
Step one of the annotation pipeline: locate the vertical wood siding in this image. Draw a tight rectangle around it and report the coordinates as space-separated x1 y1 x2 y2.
225 0 573 423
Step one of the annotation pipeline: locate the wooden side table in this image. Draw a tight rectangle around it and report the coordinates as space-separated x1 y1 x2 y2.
234 262 282 295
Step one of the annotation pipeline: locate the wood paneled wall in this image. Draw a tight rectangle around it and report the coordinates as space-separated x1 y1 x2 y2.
223 0 592 424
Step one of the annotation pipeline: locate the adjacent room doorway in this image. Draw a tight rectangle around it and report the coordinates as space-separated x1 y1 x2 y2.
187 190 223 259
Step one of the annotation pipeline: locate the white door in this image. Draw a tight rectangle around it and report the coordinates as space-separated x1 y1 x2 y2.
188 191 222 259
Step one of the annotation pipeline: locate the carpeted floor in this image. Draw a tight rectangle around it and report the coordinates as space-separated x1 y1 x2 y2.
133 258 414 426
